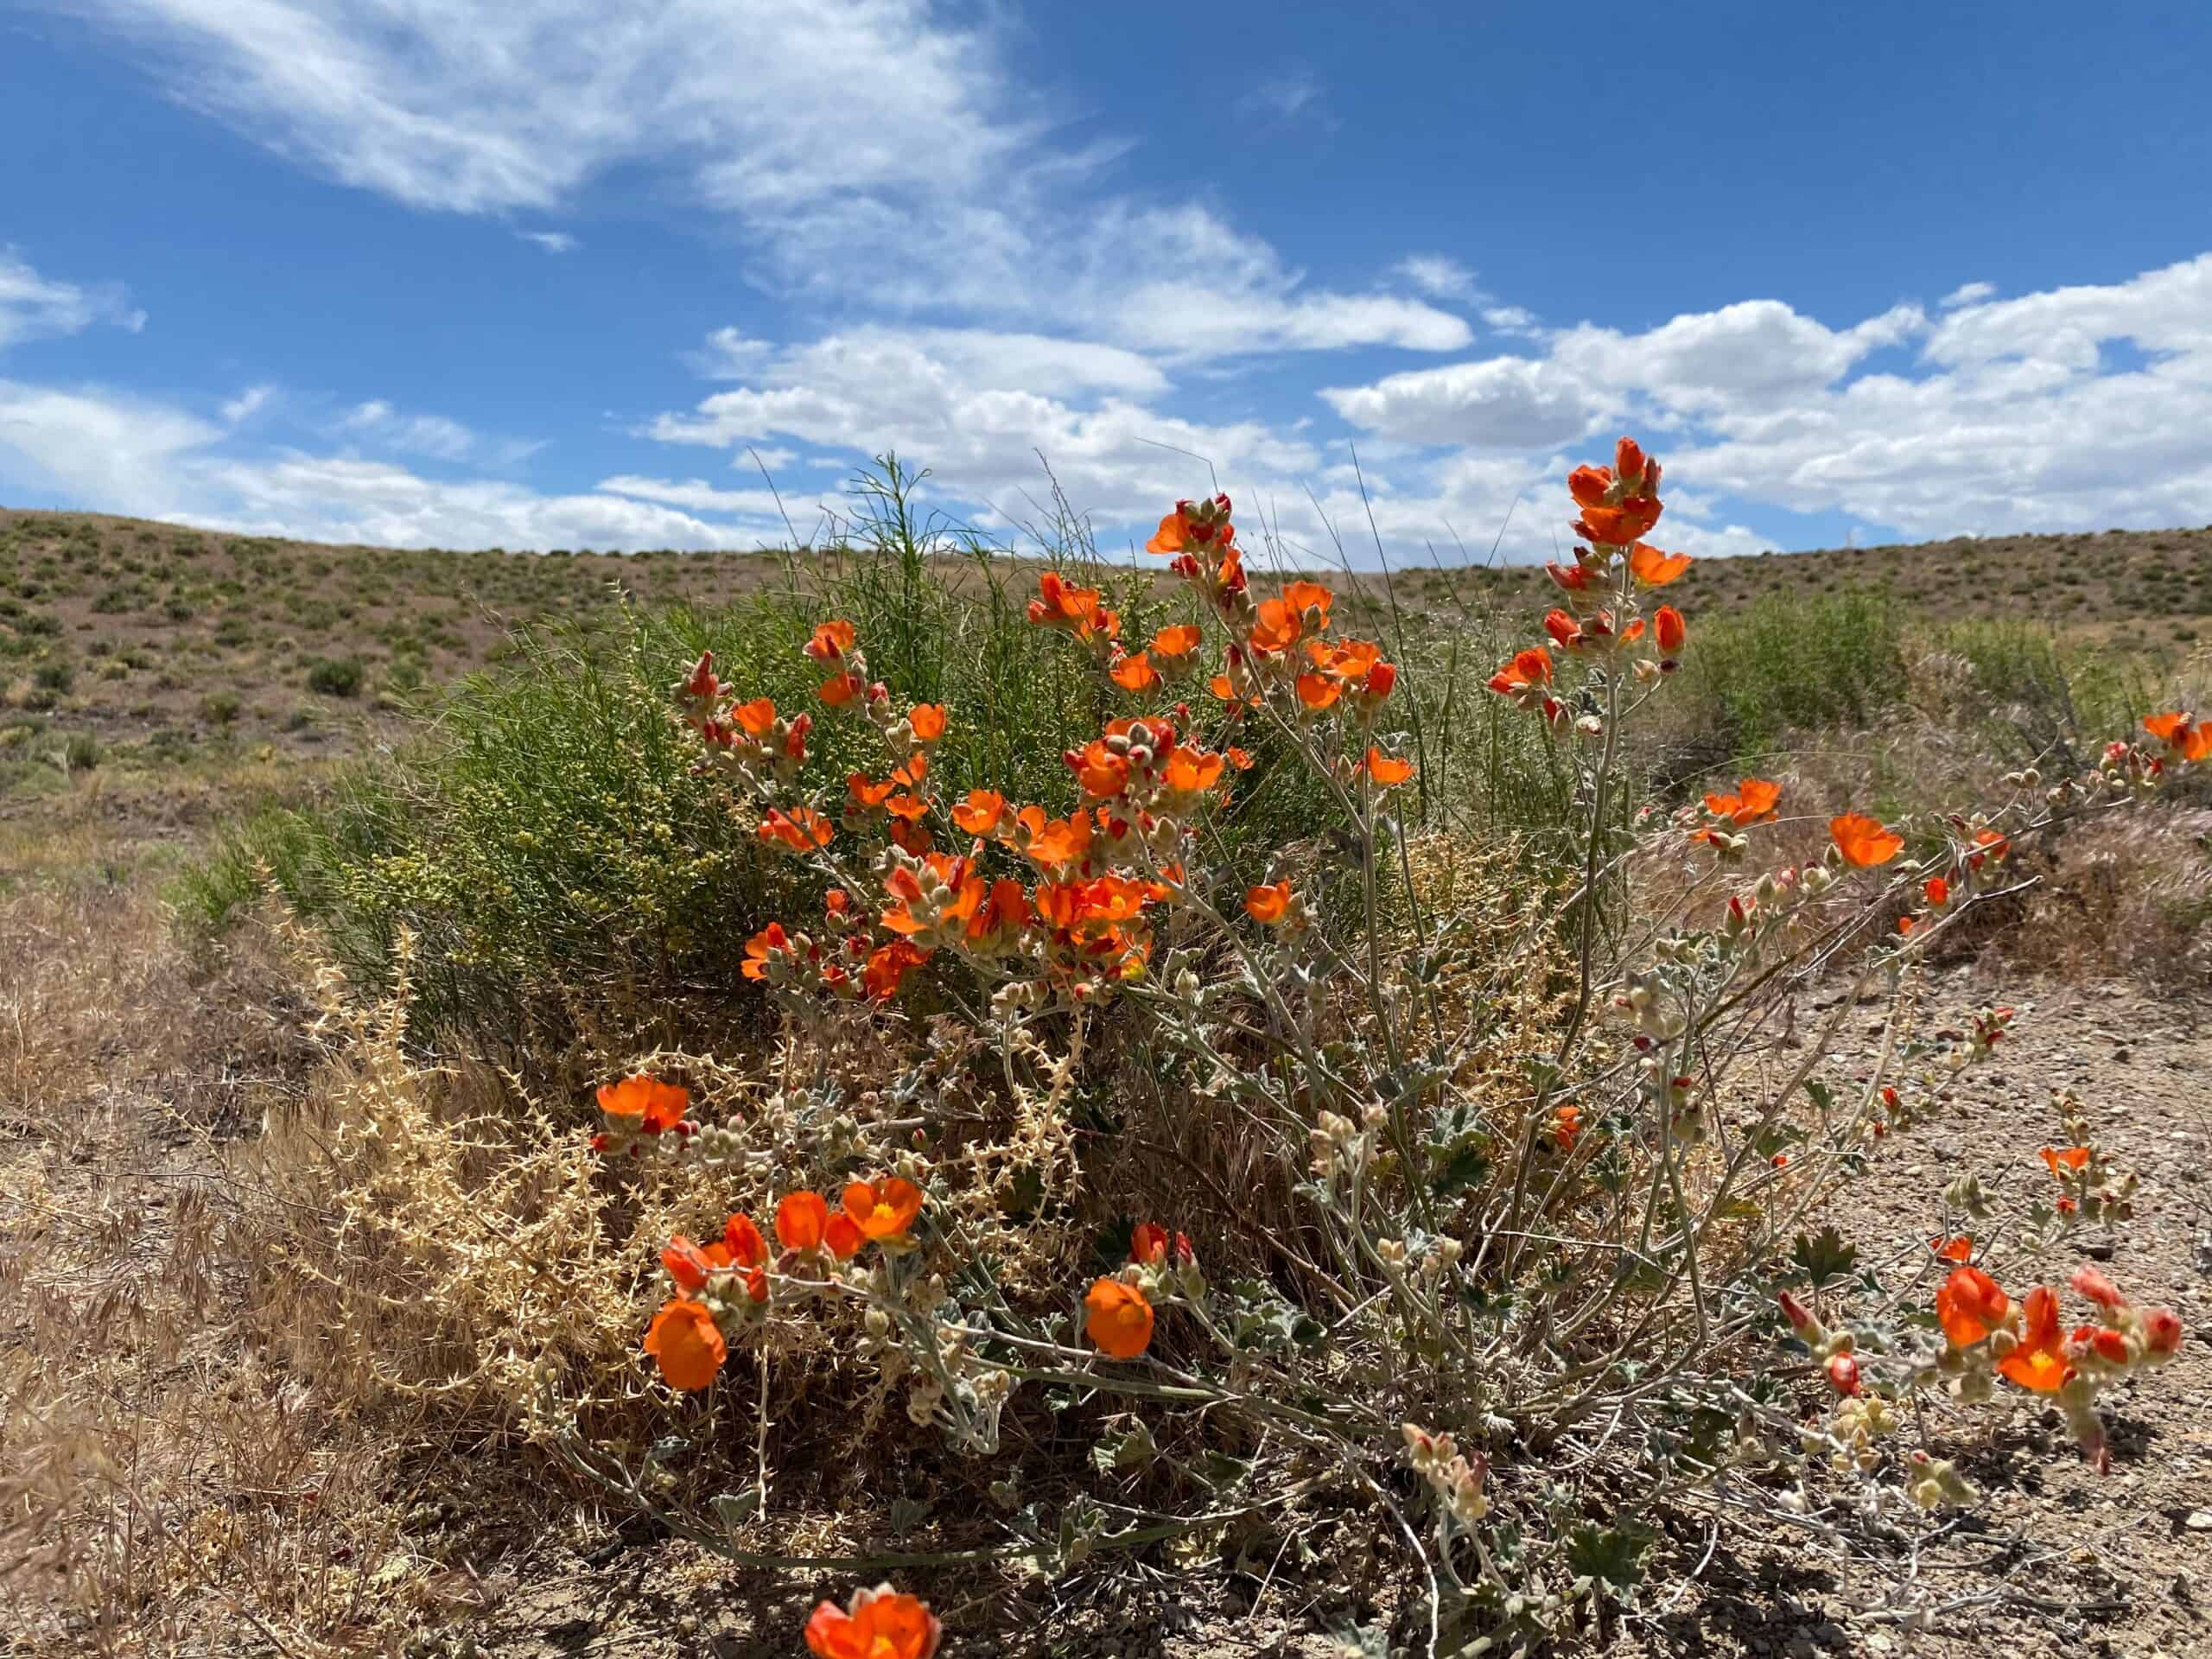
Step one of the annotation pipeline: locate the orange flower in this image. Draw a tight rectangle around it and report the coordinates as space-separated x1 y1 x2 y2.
732 696 778 736
1015 804 1091 870
804 619 857 662
849 773 898 810
1244 880 1293 924
951 789 1005 835
1654 604 1687 655
1551 1103 1581 1148
597 1074 690 1134
1160 747 1225 795
817 671 865 707
1930 1234 1974 1262
1110 652 1159 691
1703 778 1780 827
1997 1285 2073 1394
1489 645 1553 696
2145 709 2212 762
842 1177 924 1244
1281 580 1332 623
776 1191 830 1251
1306 636 1382 681
1546 559 1605 595
760 806 835 853
966 877 1030 944
863 939 930 1001
804 1586 943 1659
660 1234 725 1292
2038 1144 2090 1175
739 925 791 986
1152 623 1204 658
1968 827 2010 868
1071 739 1132 798
1084 1278 1155 1358
1294 671 1342 710
824 1214 863 1261
1363 747 1415 786
1830 812 1903 867
724 1212 769 1268
1629 542 1691 587
643 1298 727 1392
1129 1222 1170 1265
725 1212 771 1299
1026 572 1117 641
1936 1265 2010 1345
1248 597 1301 654
908 703 947 741
1146 511 1188 554
1573 498 1664 547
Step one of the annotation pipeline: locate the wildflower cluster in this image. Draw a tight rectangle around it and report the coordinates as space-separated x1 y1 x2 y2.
557 436 2205 1653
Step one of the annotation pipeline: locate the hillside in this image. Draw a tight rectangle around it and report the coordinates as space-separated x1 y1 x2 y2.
4 504 2209 787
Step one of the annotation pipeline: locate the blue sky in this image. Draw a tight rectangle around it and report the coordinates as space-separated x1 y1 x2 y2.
3 1 2209 563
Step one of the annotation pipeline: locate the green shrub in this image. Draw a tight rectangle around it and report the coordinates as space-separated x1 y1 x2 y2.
201 690 243 725
187 461 1564 1055
63 732 99 772
1662 587 1907 768
306 657 365 697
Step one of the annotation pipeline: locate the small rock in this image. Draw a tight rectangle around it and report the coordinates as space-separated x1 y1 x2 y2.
2187 1510 2212 1531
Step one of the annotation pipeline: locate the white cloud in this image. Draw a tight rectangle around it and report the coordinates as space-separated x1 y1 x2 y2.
334 397 544 467
597 474 818 518
340 398 478 461
1395 256 1480 304
0 376 780 550
1319 356 1606 449
207 454 778 549
221 383 274 423
1544 299 1929 418
518 230 578 254
1481 305 1537 335
0 379 219 512
648 324 1322 537
1237 68 1327 125
83 0 1025 218
1308 253 2212 550
77 2 1466 367
0 251 146 350
1940 280 1996 310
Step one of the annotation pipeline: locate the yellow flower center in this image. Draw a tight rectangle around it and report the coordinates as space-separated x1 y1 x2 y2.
871 1201 898 1232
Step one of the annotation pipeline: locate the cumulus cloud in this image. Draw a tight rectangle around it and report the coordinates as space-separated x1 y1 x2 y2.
1319 357 1607 449
649 324 1321 536
518 230 578 254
